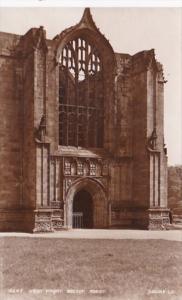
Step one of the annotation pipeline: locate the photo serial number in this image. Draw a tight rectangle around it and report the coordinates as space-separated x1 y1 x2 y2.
8 288 106 295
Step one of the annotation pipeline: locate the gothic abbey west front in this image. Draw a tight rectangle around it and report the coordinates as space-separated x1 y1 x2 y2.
0 8 170 232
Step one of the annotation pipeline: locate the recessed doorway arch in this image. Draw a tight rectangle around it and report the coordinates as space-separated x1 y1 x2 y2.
65 178 108 229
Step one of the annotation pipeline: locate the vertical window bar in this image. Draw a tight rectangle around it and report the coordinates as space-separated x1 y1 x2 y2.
59 37 104 148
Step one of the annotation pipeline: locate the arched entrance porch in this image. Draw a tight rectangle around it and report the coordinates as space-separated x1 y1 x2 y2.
65 178 108 229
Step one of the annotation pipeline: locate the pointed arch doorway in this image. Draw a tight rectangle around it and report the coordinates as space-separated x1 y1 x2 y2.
65 178 108 229
73 190 93 228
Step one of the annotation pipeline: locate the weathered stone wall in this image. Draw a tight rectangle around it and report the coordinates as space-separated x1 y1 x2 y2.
0 32 23 230
36 143 50 208
46 41 59 151
110 52 149 227
22 30 36 211
132 55 149 208
115 53 133 157
33 46 168 230
0 32 22 208
34 48 46 128
156 67 168 208
110 50 168 228
0 9 169 231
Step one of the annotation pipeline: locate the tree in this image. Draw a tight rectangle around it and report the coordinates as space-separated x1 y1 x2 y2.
168 165 182 212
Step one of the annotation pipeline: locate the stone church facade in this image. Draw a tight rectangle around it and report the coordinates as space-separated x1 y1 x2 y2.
0 8 170 232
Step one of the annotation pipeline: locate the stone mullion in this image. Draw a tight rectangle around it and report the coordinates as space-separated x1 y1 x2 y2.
154 153 158 207
103 73 107 149
96 67 100 147
65 46 69 146
43 51 50 207
91 51 96 147
158 153 161 207
153 70 157 132
60 157 64 208
75 39 79 147
153 153 155 207
43 50 47 133
150 152 161 208
56 158 60 203
49 159 54 204
85 40 89 148
47 145 50 206
99 60 104 147
94 109 97 147
41 144 44 207
54 158 56 202
15 63 23 206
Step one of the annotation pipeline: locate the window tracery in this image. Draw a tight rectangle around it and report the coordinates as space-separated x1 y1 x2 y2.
59 37 104 147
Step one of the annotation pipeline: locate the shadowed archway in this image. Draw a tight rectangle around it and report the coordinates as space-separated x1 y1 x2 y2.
73 189 93 228
65 178 108 229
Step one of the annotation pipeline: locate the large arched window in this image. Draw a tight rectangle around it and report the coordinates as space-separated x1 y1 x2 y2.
58 37 104 148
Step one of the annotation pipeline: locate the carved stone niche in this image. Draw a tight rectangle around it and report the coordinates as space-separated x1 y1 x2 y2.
96 159 102 176
64 159 71 175
64 157 86 176
71 159 77 176
90 160 96 176
83 158 103 177
77 159 83 176
63 156 105 177
83 159 90 176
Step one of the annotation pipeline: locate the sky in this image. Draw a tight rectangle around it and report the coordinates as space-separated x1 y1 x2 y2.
0 6 181 165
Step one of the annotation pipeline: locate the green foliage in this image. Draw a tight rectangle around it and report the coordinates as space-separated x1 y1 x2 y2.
168 165 182 209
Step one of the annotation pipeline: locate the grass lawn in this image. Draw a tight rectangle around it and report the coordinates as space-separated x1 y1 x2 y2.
0 238 182 300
